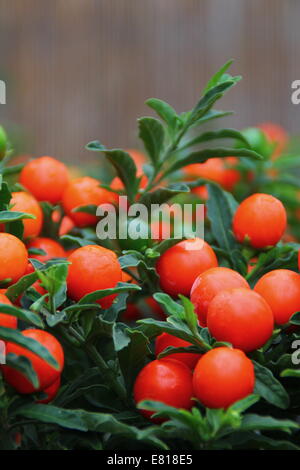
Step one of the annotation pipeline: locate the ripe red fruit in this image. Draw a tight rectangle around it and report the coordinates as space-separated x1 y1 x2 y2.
155 333 201 369
27 237 66 263
0 233 28 284
59 215 75 236
19 156 69 204
233 193 287 249
207 288 274 352
37 376 61 404
156 238 218 297
134 359 194 421
183 157 240 191
67 245 122 308
193 347 255 409
10 192 43 239
254 269 300 325
0 293 17 329
62 177 116 227
190 267 250 327
2 329 64 394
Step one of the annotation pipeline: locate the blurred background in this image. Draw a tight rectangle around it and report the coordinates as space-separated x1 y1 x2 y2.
0 0 299 164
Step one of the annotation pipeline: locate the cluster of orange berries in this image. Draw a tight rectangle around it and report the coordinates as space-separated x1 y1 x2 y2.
0 152 149 400
134 187 300 416
0 129 296 414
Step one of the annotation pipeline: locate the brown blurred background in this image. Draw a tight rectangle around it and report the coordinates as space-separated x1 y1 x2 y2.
0 0 299 164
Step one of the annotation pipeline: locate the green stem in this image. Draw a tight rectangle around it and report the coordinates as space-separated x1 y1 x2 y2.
66 326 128 403
85 344 127 404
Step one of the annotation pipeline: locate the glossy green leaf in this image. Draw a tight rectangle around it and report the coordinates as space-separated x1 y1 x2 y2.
138 117 165 167
254 361 289 409
6 353 39 388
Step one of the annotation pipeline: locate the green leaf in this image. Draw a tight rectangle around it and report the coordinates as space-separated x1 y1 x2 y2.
72 204 97 215
202 59 234 94
5 353 39 389
6 219 24 239
6 271 38 303
86 142 140 203
179 295 198 336
229 394 260 413
78 282 141 305
254 361 289 409
290 311 300 326
0 327 59 369
157 344 200 359
163 147 262 178
17 404 168 449
180 128 250 151
2 163 24 176
193 110 233 126
153 292 184 317
0 181 11 208
139 183 190 207
60 234 92 248
40 202 60 240
138 117 165 167
28 247 46 256
189 79 240 125
0 211 35 223
207 183 247 274
118 328 150 392
118 252 145 269
240 414 298 433
36 263 68 311
0 303 43 328
246 245 298 285
145 98 178 131
103 292 131 322
280 369 300 378
138 305 209 353
152 236 187 256
0 126 8 159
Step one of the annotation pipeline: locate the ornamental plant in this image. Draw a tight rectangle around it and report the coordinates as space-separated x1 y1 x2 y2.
0 61 300 450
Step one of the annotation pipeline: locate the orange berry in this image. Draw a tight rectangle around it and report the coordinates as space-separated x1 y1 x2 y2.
254 269 300 325
183 157 240 191
156 238 218 297
0 233 28 284
62 177 115 227
67 245 122 308
193 347 255 408
190 267 250 326
2 329 64 394
155 333 201 369
233 193 287 249
20 156 69 204
10 192 43 239
134 359 193 421
27 237 66 263
37 376 60 404
59 215 75 236
207 288 274 352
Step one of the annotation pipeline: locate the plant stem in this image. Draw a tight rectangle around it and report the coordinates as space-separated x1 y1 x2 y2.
85 344 127 404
